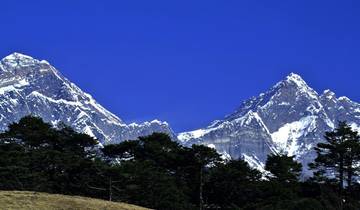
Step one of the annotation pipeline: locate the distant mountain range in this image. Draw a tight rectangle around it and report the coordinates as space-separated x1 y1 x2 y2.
1 52 360 174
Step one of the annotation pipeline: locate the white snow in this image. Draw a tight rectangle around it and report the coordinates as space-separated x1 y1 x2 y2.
339 96 351 101
150 119 167 125
39 69 49 73
1 53 38 68
3 52 34 60
178 128 210 141
0 78 29 94
271 116 317 156
350 123 360 133
285 73 319 100
83 126 96 138
178 111 269 142
242 154 266 173
0 85 17 94
279 102 290 106
238 111 271 134
220 151 232 160
324 117 335 129
286 73 308 88
323 89 336 99
0 52 175 145
16 79 29 87
40 60 50 65
9 98 18 106
29 91 83 106
83 93 124 126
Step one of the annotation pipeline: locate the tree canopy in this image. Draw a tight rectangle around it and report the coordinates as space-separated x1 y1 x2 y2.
265 153 302 183
0 116 360 209
310 121 360 197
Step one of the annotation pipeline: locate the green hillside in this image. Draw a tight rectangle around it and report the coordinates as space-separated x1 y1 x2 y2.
0 191 149 210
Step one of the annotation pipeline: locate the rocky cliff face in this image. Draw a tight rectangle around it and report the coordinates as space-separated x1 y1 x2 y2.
178 73 360 174
0 52 174 144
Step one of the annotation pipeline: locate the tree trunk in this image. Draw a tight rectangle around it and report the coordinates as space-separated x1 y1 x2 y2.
339 158 344 210
109 177 112 202
199 166 203 210
347 166 352 190
339 157 344 195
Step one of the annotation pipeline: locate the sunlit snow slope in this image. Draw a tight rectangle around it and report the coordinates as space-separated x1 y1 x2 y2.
0 53 174 144
179 73 360 174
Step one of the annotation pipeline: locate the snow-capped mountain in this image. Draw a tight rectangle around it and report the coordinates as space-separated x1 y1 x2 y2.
178 73 360 174
2 52 359 175
0 52 174 144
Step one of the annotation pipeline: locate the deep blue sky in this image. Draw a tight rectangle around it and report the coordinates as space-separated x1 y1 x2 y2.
1 1 360 132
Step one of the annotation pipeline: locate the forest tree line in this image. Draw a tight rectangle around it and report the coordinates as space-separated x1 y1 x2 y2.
0 116 360 209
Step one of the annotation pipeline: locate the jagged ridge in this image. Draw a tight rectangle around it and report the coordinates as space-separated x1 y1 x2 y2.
0 52 175 144
178 73 360 174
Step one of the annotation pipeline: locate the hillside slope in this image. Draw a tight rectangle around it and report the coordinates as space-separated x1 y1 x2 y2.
0 191 149 210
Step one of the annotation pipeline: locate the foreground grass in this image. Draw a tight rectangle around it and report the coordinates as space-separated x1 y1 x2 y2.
0 191 149 210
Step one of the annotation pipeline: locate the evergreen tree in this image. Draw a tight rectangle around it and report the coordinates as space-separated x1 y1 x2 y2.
1 116 360 209
0 116 100 195
309 121 360 196
190 145 221 210
265 153 302 183
205 159 261 209
102 133 196 209
115 160 193 210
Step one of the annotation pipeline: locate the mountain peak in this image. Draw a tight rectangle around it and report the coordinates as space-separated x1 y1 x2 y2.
322 89 336 98
0 53 174 144
269 72 318 101
285 72 307 86
272 73 308 89
0 53 54 77
287 72 302 78
3 52 34 61
276 72 318 98
0 52 42 70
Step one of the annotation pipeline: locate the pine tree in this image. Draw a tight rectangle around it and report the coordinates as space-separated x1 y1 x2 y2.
102 133 197 209
265 153 302 183
190 145 221 210
310 121 360 196
0 116 100 195
205 159 261 209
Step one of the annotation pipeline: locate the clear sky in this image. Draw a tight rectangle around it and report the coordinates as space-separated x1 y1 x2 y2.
1 1 360 132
